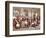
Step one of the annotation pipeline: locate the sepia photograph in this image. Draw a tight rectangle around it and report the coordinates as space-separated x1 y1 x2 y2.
13 7 40 31
5 1 45 37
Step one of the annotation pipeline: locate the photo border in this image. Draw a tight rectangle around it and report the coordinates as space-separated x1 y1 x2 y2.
5 1 45 37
